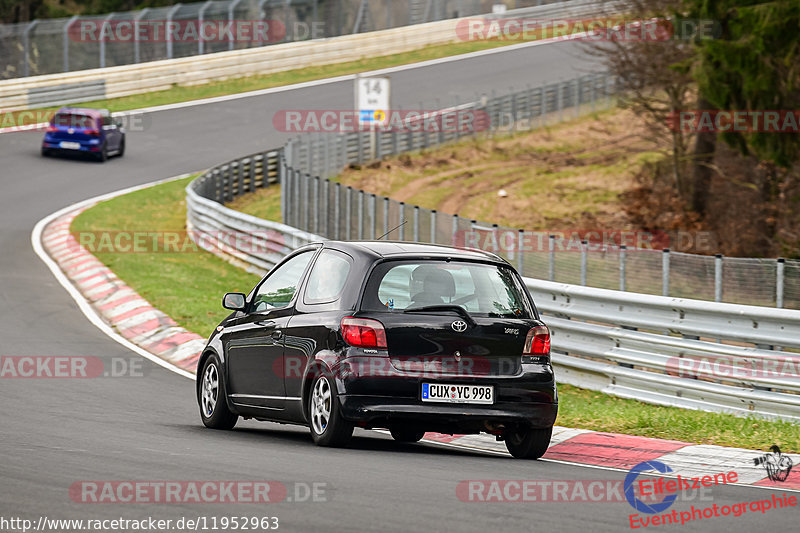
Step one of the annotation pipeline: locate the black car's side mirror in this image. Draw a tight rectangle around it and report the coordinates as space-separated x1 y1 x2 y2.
115 120 123 129
222 292 247 311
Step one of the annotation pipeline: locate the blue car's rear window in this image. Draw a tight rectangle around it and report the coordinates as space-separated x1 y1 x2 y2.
52 113 95 129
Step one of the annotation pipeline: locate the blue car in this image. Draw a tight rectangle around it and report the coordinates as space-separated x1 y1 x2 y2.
41 107 125 162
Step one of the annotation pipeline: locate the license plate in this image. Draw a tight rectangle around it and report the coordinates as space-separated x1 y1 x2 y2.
59 141 81 150
421 383 494 404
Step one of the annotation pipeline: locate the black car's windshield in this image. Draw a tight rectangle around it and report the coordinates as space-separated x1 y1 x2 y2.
363 260 533 318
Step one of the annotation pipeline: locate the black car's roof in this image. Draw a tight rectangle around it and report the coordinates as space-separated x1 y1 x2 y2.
317 240 506 264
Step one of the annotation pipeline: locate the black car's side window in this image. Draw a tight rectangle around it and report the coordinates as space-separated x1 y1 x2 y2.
252 251 314 313
303 250 352 304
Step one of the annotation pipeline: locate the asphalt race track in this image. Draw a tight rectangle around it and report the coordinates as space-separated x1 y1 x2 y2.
0 41 795 532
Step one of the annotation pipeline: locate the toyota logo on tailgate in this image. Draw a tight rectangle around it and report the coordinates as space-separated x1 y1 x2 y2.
451 320 468 332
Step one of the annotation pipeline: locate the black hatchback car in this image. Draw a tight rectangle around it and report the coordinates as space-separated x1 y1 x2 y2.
196 241 557 458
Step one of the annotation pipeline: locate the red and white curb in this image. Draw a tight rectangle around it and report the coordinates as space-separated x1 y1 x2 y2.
422 429 799 491
32 178 800 492
40 206 205 373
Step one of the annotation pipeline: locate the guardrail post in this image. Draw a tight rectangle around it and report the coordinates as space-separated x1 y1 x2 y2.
580 240 588 286
413 206 420 242
369 194 376 239
451 214 458 245
557 81 563 123
397 202 406 240
619 245 627 291
548 235 555 281
63 15 79 72
334 183 341 240
517 229 524 274
345 186 352 239
662 248 670 297
358 190 364 240
383 197 390 237
430 210 437 244
228 0 244 51
278 158 292 226
99 14 113 68
313 177 320 234
715 254 723 302
293 169 301 228
323 180 330 238
777 258 785 308
199 1 212 55
134 9 149 64
166 4 182 59
303 173 311 231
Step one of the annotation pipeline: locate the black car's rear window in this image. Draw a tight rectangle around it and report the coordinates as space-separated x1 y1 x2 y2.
52 113 95 129
362 260 533 318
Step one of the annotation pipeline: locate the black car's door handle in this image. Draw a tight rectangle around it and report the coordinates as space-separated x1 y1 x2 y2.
254 319 276 327
271 330 283 340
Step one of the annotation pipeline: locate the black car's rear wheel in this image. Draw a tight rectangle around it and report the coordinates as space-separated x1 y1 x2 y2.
96 143 108 162
390 427 425 443
199 354 238 430
308 373 353 447
118 138 125 157
504 426 552 459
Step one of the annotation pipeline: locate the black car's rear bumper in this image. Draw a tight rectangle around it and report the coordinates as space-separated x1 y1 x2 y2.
334 357 557 432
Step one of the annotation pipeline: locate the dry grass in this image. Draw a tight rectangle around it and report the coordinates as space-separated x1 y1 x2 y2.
335 108 666 231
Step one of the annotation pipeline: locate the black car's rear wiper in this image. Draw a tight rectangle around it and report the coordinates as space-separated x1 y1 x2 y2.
403 305 476 327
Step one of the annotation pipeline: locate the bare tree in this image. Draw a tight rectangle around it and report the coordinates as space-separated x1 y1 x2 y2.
579 0 697 200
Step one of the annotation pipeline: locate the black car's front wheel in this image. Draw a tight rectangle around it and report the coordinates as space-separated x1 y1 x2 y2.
504 426 552 459
199 354 238 430
308 373 353 447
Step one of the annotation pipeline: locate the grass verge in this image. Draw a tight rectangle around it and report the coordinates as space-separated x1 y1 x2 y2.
69 176 799 451
70 176 259 337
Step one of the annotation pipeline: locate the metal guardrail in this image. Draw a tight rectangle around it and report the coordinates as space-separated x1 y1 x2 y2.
186 151 321 274
528 279 800 422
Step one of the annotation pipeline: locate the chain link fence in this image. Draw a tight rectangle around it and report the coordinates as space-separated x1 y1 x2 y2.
274 73 800 310
0 0 570 79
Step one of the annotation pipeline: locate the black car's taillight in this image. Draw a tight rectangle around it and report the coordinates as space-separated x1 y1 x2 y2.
341 317 387 349
522 325 550 364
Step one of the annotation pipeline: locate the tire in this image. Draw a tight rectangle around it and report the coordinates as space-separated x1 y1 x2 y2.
41 147 50 157
504 426 552 459
117 138 125 157
96 143 108 162
198 354 238 430
390 427 425 443
308 372 353 447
